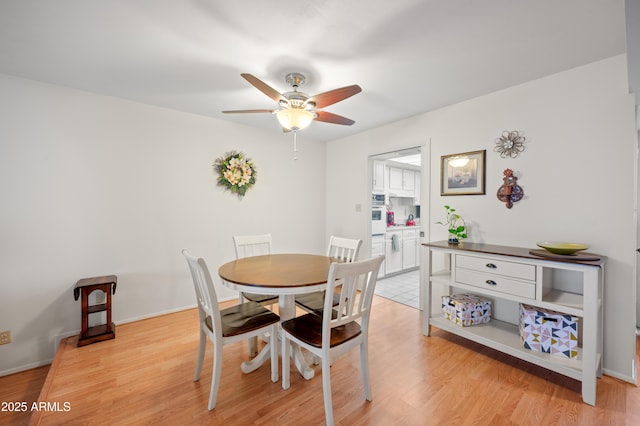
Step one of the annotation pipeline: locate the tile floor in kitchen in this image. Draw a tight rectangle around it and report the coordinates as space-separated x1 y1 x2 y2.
374 268 420 309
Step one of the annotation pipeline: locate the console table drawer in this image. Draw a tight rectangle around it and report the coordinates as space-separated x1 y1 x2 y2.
455 269 536 299
456 255 536 281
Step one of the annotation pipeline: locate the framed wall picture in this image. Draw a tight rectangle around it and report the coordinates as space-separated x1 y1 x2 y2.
441 150 486 196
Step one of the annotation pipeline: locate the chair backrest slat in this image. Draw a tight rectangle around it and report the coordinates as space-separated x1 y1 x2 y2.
326 236 362 263
322 256 384 344
233 234 272 259
182 249 222 335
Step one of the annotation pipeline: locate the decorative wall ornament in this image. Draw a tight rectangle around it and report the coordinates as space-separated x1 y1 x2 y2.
496 168 524 209
494 130 526 158
213 151 257 197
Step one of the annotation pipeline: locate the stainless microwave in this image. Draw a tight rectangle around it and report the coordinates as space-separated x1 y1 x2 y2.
372 193 385 207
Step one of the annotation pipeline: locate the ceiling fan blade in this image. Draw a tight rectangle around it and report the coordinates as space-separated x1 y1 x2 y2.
309 85 362 109
241 73 286 103
222 109 275 114
314 111 355 126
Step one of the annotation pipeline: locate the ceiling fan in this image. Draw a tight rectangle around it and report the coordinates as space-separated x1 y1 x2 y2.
222 73 362 131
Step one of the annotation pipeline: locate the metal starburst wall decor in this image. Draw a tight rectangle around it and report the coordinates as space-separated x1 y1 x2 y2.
494 130 526 158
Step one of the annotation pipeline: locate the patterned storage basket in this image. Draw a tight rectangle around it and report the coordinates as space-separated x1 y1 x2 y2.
519 304 579 359
442 293 491 327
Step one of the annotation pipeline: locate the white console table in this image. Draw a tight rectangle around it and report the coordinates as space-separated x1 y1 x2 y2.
423 241 605 406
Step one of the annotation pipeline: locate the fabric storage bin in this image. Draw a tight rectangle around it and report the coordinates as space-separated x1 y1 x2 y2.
519 303 579 359
442 293 491 326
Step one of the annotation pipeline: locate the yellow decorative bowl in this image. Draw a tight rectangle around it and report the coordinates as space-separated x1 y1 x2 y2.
536 241 589 255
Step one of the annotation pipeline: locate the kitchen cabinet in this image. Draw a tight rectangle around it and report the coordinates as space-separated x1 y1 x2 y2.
388 166 416 197
402 228 419 269
372 160 385 194
403 169 415 192
371 234 386 277
388 167 403 192
384 230 403 274
423 241 604 406
413 171 421 205
382 227 420 276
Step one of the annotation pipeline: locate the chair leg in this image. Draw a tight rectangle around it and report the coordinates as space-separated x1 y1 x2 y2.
281 332 290 390
194 328 206 381
360 340 372 401
270 325 278 383
314 353 335 366
248 336 258 357
321 355 335 426
208 343 223 410
240 292 259 357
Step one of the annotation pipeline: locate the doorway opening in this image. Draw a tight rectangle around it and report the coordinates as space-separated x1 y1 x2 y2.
369 147 423 309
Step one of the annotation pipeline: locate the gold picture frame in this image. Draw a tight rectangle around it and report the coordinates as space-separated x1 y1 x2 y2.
441 150 486 196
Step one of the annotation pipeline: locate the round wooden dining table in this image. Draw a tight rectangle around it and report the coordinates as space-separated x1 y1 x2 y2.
218 253 335 380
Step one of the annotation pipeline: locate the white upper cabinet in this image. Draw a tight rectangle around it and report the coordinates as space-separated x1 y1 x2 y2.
403 169 415 192
373 160 420 201
414 171 420 205
389 166 415 197
372 160 385 193
388 167 403 192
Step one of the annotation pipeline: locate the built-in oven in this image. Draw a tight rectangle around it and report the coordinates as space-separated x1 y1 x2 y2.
371 193 386 235
372 206 386 235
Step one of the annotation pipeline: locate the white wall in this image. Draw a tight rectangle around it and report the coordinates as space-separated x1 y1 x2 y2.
326 55 637 381
0 74 326 375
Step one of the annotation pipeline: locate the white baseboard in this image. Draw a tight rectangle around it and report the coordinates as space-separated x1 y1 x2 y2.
1 297 237 378
50 304 199 353
603 367 636 384
54 330 80 353
0 359 54 377
113 303 198 326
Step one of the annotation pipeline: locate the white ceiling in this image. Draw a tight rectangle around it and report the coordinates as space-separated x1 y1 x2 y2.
0 0 629 142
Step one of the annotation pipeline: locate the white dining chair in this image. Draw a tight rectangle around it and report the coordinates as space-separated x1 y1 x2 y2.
295 236 362 315
233 234 279 356
233 234 279 307
281 255 384 426
182 249 279 410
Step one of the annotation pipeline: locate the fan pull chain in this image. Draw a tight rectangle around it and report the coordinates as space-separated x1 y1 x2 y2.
293 131 298 160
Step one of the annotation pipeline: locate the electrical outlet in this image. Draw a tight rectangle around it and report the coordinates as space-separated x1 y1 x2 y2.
0 330 11 345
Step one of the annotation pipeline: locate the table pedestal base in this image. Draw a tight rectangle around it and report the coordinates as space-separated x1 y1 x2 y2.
240 295 316 380
239 336 314 379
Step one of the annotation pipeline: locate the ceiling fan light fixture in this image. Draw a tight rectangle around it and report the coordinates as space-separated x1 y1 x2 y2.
223 73 360 130
276 108 314 131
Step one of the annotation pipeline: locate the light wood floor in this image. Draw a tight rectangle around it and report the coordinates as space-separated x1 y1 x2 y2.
0 365 50 426
2 296 639 425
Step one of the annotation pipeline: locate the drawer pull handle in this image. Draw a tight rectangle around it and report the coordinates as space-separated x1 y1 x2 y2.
485 263 497 269
486 280 497 286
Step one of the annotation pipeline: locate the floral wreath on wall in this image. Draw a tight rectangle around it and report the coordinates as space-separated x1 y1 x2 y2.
213 151 257 197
